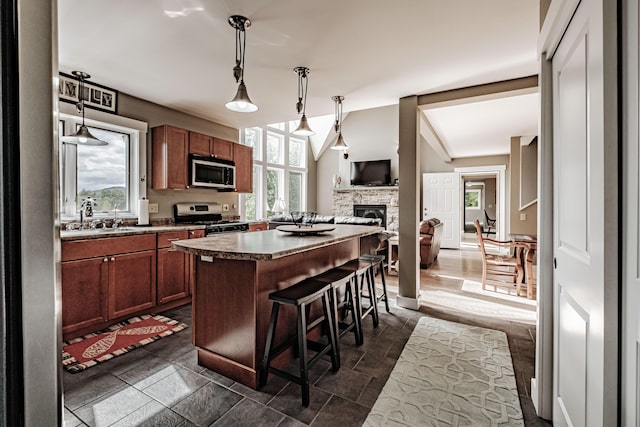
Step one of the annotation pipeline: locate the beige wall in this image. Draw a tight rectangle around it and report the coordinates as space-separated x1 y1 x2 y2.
316 104 399 214
509 136 537 234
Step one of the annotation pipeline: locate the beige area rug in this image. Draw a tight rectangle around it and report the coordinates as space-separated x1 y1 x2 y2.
364 316 524 426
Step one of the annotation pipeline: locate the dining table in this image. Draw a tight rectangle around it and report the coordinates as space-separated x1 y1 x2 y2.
510 233 537 299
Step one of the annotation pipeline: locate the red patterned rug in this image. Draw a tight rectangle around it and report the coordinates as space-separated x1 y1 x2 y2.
62 314 187 373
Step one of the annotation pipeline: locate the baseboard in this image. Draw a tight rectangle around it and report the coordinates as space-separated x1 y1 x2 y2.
396 295 421 310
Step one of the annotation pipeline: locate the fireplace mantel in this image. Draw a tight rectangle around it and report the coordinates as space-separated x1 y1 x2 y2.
334 186 399 193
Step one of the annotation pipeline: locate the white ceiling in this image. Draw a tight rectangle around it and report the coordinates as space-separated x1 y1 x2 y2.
58 1 540 158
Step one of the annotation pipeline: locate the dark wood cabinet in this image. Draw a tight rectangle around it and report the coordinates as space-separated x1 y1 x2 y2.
109 250 157 319
189 131 214 156
157 231 190 304
62 234 157 338
152 125 189 189
234 143 253 193
61 257 109 336
189 132 234 162
213 138 234 161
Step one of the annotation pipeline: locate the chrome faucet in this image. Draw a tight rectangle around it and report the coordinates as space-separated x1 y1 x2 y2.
112 204 122 228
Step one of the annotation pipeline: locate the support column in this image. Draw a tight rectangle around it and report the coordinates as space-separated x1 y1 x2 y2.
396 96 421 309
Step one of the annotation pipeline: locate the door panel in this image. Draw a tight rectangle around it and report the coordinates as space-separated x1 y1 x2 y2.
422 172 460 249
623 0 640 424
551 0 617 424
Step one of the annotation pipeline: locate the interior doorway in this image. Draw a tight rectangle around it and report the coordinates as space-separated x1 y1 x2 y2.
455 165 506 246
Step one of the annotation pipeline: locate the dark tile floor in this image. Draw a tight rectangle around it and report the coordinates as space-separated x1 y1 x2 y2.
63 299 550 426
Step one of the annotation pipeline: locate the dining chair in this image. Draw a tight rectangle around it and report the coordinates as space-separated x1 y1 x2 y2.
473 219 524 295
484 209 496 237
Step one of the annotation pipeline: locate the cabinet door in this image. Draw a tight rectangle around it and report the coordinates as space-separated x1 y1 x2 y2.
62 257 109 335
233 143 253 193
189 131 213 156
152 125 189 189
157 247 189 304
109 249 157 319
213 138 234 161
188 229 205 294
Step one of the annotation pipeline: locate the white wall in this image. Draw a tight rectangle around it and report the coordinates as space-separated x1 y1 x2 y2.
317 104 399 213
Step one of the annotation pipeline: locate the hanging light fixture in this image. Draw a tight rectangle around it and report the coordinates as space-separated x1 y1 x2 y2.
60 71 108 146
225 15 258 112
330 95 348 150
292 66 315 136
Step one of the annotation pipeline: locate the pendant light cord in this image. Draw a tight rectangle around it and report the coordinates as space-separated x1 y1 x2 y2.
235 24 246 82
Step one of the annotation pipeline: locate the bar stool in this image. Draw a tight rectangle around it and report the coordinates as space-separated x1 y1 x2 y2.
337 259 379 330
313 266 364 352
260 279 339 407
359 254 390 312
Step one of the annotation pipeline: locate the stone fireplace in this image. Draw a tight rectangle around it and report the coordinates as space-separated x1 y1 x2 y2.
354 204 387 228
332 187 399 229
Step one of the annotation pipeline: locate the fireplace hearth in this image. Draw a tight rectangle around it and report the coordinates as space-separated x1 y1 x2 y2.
354 204 387 229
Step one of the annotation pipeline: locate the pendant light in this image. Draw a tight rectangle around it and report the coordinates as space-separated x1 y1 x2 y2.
292 66 315 136
225 15 258 112
330 95 348 150
60 71 108 146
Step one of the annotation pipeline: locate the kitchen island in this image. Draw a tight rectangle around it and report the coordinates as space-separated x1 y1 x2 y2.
173 224 383 389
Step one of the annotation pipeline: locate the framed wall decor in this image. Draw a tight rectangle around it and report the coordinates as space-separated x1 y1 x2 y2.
59 72 118 114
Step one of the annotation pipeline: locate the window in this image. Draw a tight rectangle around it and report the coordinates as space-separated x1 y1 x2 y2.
464 189 482 209
241 122 308 220
59 110 147 219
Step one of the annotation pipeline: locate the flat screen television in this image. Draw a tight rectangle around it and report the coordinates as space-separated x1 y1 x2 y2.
350 159 391 186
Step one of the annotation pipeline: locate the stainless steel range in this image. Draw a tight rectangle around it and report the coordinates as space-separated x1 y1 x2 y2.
173 203 249 235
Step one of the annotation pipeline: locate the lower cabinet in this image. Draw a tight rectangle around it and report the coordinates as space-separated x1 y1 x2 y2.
157 231 190 304
61 257 109 335
62 234 157 338
109 250 157 319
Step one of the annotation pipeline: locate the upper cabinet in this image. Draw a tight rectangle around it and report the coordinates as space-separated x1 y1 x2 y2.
234 143 253 193
189 131 213 157
152 125 189 190
152 124 250 192
189 131 233 161
213 138 234 161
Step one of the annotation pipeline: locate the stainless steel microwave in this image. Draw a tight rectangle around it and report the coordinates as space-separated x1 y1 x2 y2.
190 155 236 190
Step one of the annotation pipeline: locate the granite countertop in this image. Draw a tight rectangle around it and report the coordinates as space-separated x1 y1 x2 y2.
172 224 383 261
60 224 206 241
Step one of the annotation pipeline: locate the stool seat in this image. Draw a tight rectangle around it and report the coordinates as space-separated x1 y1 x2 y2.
261 278 339 407
269 279 331 305
359 254 390 312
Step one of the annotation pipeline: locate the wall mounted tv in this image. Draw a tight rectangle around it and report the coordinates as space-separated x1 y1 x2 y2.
350 159 391 186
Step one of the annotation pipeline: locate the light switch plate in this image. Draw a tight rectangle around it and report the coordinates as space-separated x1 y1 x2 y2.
148 203 159 214
520 213 527 221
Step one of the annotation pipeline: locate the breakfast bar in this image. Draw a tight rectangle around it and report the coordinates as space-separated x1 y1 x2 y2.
173 224 382 389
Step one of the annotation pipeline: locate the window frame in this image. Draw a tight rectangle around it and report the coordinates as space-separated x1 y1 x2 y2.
240 122 308 220
59 104 147 220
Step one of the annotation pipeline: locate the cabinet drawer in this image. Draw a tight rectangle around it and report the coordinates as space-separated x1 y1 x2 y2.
157 231 189 248
62 234 157 261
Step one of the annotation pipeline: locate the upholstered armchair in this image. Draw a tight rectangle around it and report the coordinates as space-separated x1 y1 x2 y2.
419 218 443 268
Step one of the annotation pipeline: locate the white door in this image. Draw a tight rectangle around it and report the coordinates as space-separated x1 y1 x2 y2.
550 0 618 425
622 0 640 424
422 172 460 249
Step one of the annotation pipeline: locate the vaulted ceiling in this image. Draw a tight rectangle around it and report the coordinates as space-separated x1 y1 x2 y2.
58 1 540 157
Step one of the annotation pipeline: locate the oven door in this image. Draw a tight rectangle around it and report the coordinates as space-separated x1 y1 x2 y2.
191 156 235 189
